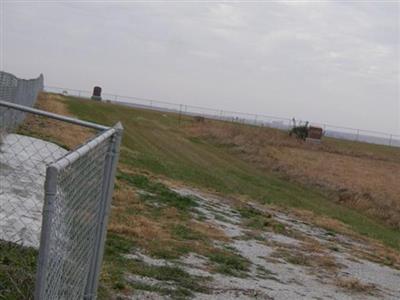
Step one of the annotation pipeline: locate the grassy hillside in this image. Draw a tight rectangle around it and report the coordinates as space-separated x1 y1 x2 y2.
2 92 398 300
188 120 400 229
49 94 399 251
6 92 395 298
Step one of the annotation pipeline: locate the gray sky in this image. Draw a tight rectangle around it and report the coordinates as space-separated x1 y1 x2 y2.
1 1 399 134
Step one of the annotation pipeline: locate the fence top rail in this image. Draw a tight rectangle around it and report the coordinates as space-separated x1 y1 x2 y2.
47 86 292 121
50 125 119 171
46 85 92 95
0 99 109 131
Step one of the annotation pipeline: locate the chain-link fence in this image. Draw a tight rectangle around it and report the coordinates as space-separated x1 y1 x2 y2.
45 85 400 148
0 75 122 299
0 71 44 134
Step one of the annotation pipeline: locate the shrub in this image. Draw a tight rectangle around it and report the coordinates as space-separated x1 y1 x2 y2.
289 118 309 140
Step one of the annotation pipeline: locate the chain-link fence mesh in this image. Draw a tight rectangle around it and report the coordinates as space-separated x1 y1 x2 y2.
0 71 44 135
0 108 68 300
46 85 400 147
0 73 122 300
36 130 116 300
0 110 68 247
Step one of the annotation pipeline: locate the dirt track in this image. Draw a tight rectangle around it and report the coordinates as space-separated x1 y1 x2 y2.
120 187 400 300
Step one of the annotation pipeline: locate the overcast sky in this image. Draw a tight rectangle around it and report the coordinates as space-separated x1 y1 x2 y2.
1 1 399 134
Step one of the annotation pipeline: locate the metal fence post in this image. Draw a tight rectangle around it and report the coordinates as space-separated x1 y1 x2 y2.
84 122 123 299
178 104 183 125
356 129 360 141
34 166 58 300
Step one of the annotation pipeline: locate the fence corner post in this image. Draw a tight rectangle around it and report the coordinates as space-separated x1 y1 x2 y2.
34 166 58 300
84 122 123 299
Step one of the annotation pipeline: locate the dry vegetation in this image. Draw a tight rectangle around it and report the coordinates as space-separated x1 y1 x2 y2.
186 120 400 229
18 92 95 150
10 93 399 299
108 170 229 260
335 277 378 295
31 93 400 251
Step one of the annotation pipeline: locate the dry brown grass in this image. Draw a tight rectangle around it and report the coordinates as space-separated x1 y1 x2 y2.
352 247 400 270
109 215 166 240
187 121 400 229
280 233 339 271
189 220 229 242
187 120 400 162
271 246 338 273
108 175 229 260
108 189 184 258
112 186 145 210
271 147 400 227
335 277 378 294
313 254 339 271
19 93 95 149
293 209 354 236
109 180 172 245
299 238 326 254
289 208 400 269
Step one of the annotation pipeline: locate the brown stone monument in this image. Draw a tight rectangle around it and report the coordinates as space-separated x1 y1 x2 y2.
306 126 323 144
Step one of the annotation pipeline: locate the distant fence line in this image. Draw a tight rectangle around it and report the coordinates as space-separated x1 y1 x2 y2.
44 85 400 148
0 71 44 132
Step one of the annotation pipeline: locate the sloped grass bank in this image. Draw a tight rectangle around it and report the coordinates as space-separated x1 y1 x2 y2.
63 95 399 251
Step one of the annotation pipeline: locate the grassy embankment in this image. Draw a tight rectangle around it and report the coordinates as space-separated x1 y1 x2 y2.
61 94 399 251
3 92 397 299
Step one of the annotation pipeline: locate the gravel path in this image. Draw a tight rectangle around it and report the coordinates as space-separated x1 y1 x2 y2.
125 187 400 300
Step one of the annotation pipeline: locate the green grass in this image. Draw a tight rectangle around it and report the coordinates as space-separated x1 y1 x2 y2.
125 262 209 298
117 172 197 211
99 233 209 299
0 241 37 300
63 95 400 250
238 206 271 230
171 224 205 241
237 206 290 235
206 250 250 277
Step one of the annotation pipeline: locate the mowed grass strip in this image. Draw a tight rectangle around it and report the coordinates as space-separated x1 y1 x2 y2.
60 95 400 251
